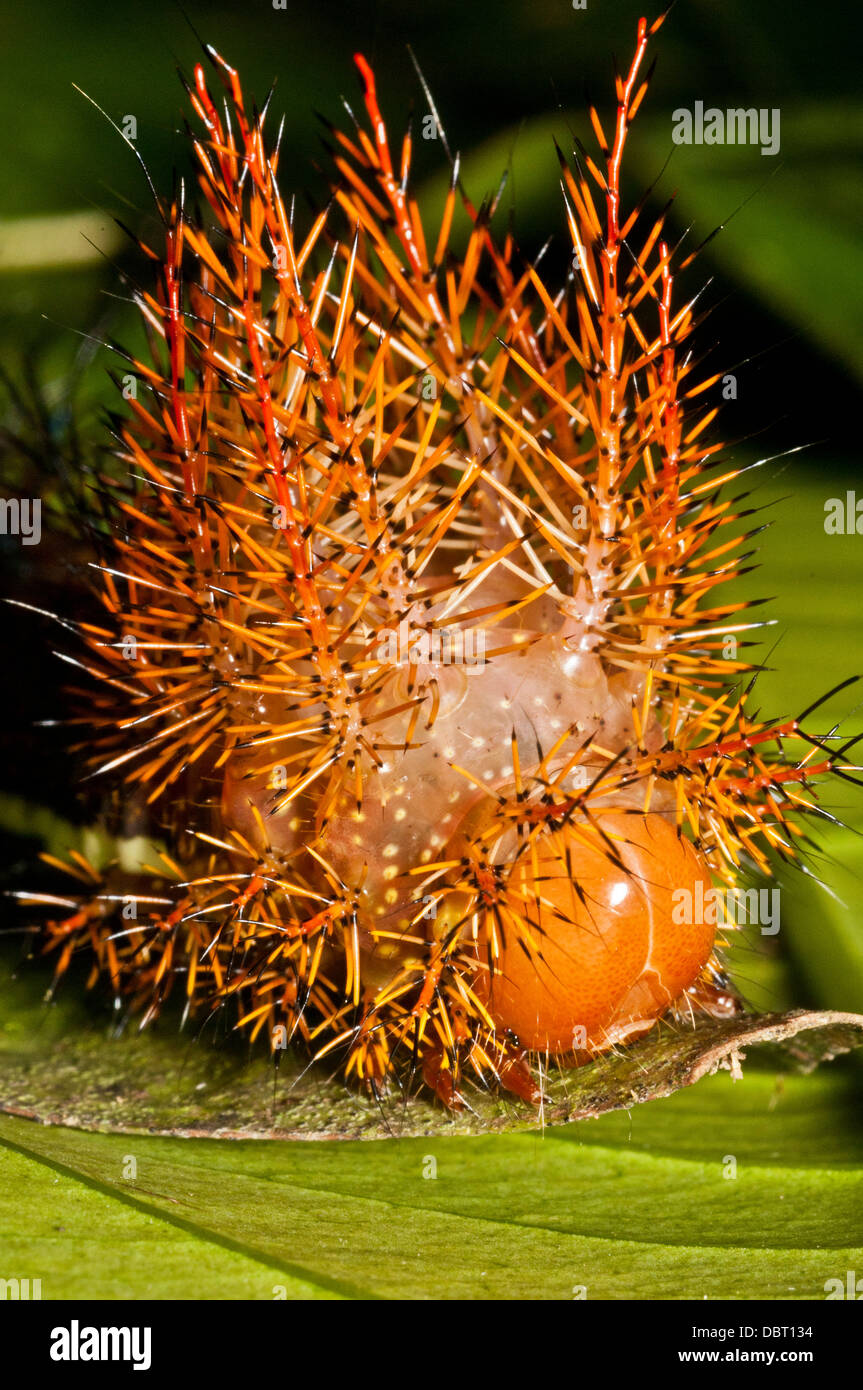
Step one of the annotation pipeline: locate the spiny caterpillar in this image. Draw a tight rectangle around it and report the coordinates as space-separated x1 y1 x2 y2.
28 12 855 1108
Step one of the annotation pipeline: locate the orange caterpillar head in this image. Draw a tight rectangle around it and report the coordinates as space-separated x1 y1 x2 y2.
482 812 716 1055
443 794 723 1062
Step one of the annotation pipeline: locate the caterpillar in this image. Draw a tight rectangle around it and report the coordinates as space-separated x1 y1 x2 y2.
20 10 855 1110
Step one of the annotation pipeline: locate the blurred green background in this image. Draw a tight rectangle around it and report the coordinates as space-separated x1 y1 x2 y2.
1 0 863 1300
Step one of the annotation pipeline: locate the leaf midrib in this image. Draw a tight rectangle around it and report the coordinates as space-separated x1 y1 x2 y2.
0 1128 365 1300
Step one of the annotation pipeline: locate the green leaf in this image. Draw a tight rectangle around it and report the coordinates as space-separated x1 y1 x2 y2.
3 945 862 1139
0 1135 335 1300
2 1061 862 1300
631 107 863 385
420 105 863 385
780 835 863 1015
721 467 863 1015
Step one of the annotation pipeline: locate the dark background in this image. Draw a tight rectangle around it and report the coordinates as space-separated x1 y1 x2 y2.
3 0 862 445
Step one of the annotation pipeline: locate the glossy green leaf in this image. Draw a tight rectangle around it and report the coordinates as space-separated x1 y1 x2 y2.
631 108 863 385
2 1063 862 1300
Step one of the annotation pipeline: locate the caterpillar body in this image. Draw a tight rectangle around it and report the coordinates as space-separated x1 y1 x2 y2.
28 12 850 1108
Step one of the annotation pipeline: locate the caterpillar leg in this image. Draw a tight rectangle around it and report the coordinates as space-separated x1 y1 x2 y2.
420 1037 542 1110
676 967 744 1023
421 1043 465 1110
495 1045 543 1106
